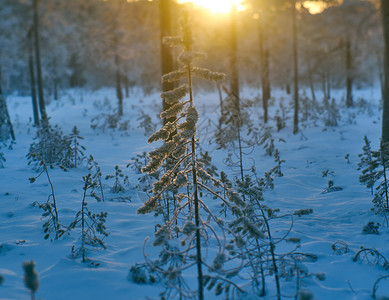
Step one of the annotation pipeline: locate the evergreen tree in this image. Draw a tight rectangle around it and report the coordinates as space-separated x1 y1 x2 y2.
69 126 86 168
69 174 109 263
137 10 245 299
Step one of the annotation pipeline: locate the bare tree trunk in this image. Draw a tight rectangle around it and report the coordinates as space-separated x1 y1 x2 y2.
382 0 389 142
0 67 15 141
292 0 299 134
28 29 40 126
307 51 316 102
258 15 271 123
183 11 204 298
216 82 223 114
230 7 240 101
115 52 123 117
378 52 385 100
345 36 353 107
52 57 58 101
160 0 176 126
33 0 47 122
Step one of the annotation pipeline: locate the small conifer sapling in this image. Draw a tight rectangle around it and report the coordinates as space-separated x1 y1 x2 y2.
68 174 109 263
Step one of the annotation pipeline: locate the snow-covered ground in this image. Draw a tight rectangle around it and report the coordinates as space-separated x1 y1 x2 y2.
1 86 388 299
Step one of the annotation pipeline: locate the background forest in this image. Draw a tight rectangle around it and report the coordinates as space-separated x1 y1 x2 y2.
0 0 382 99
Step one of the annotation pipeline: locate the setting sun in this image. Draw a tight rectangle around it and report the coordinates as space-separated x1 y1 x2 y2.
177 0 246 14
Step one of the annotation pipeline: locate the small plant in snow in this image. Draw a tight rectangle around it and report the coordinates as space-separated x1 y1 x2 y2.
22 260 39 300
128 152 160 194
29 157 66 240
27 122 72 169
69 174 109 263
362 221 380 235
358 136 376 195
87 155 105 202
105 165 129 193
69 126 86 168
137 110 156 136
91 112 130 132
228 166 315 299
353 248 389 270
331 240 350 255
322 179 343 194
128 263 158 284
358 139 389 224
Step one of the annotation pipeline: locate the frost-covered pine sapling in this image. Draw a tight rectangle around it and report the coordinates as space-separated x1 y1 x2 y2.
27 122 72 169
105 165 129 193
23 260 39 300
29 157 65 240
230 166 313 300
215 85 251 181
137 11 245 300
88 155 105 202
127 152 160 194
68 174 108 263
358 140 389 223
69 126 86 168
359 136 378 195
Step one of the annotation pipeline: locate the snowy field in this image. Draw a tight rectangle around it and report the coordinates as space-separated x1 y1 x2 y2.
1 87 389 299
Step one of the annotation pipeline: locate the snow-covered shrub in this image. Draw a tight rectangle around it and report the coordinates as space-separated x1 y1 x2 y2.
68 174 109 263
362 221 380 235
128 152 160 194
90 113 130 132
27 122 72 169
228 166 315 299
323 98 339 127
105 165 129 193
128 263 158 284
137 110 156 136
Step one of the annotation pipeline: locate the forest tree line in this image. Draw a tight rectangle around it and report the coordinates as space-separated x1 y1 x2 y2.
0 0 382 101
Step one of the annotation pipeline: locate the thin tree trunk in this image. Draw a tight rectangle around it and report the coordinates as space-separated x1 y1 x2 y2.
307 52 316 102
216 82 223 114
33 0 47 122
345 36 353 107
377 52 385 100
259 16 271 123
52 57 58 101
382 0 389 142
230 7 240 101
0 68 15 141
115 53 123 117
292 0 299 134
184 11 203 299
160 0 176 126
28 29 39 126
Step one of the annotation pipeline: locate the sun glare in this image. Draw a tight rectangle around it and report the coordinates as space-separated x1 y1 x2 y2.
177 0 246 14
302 0 343 14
